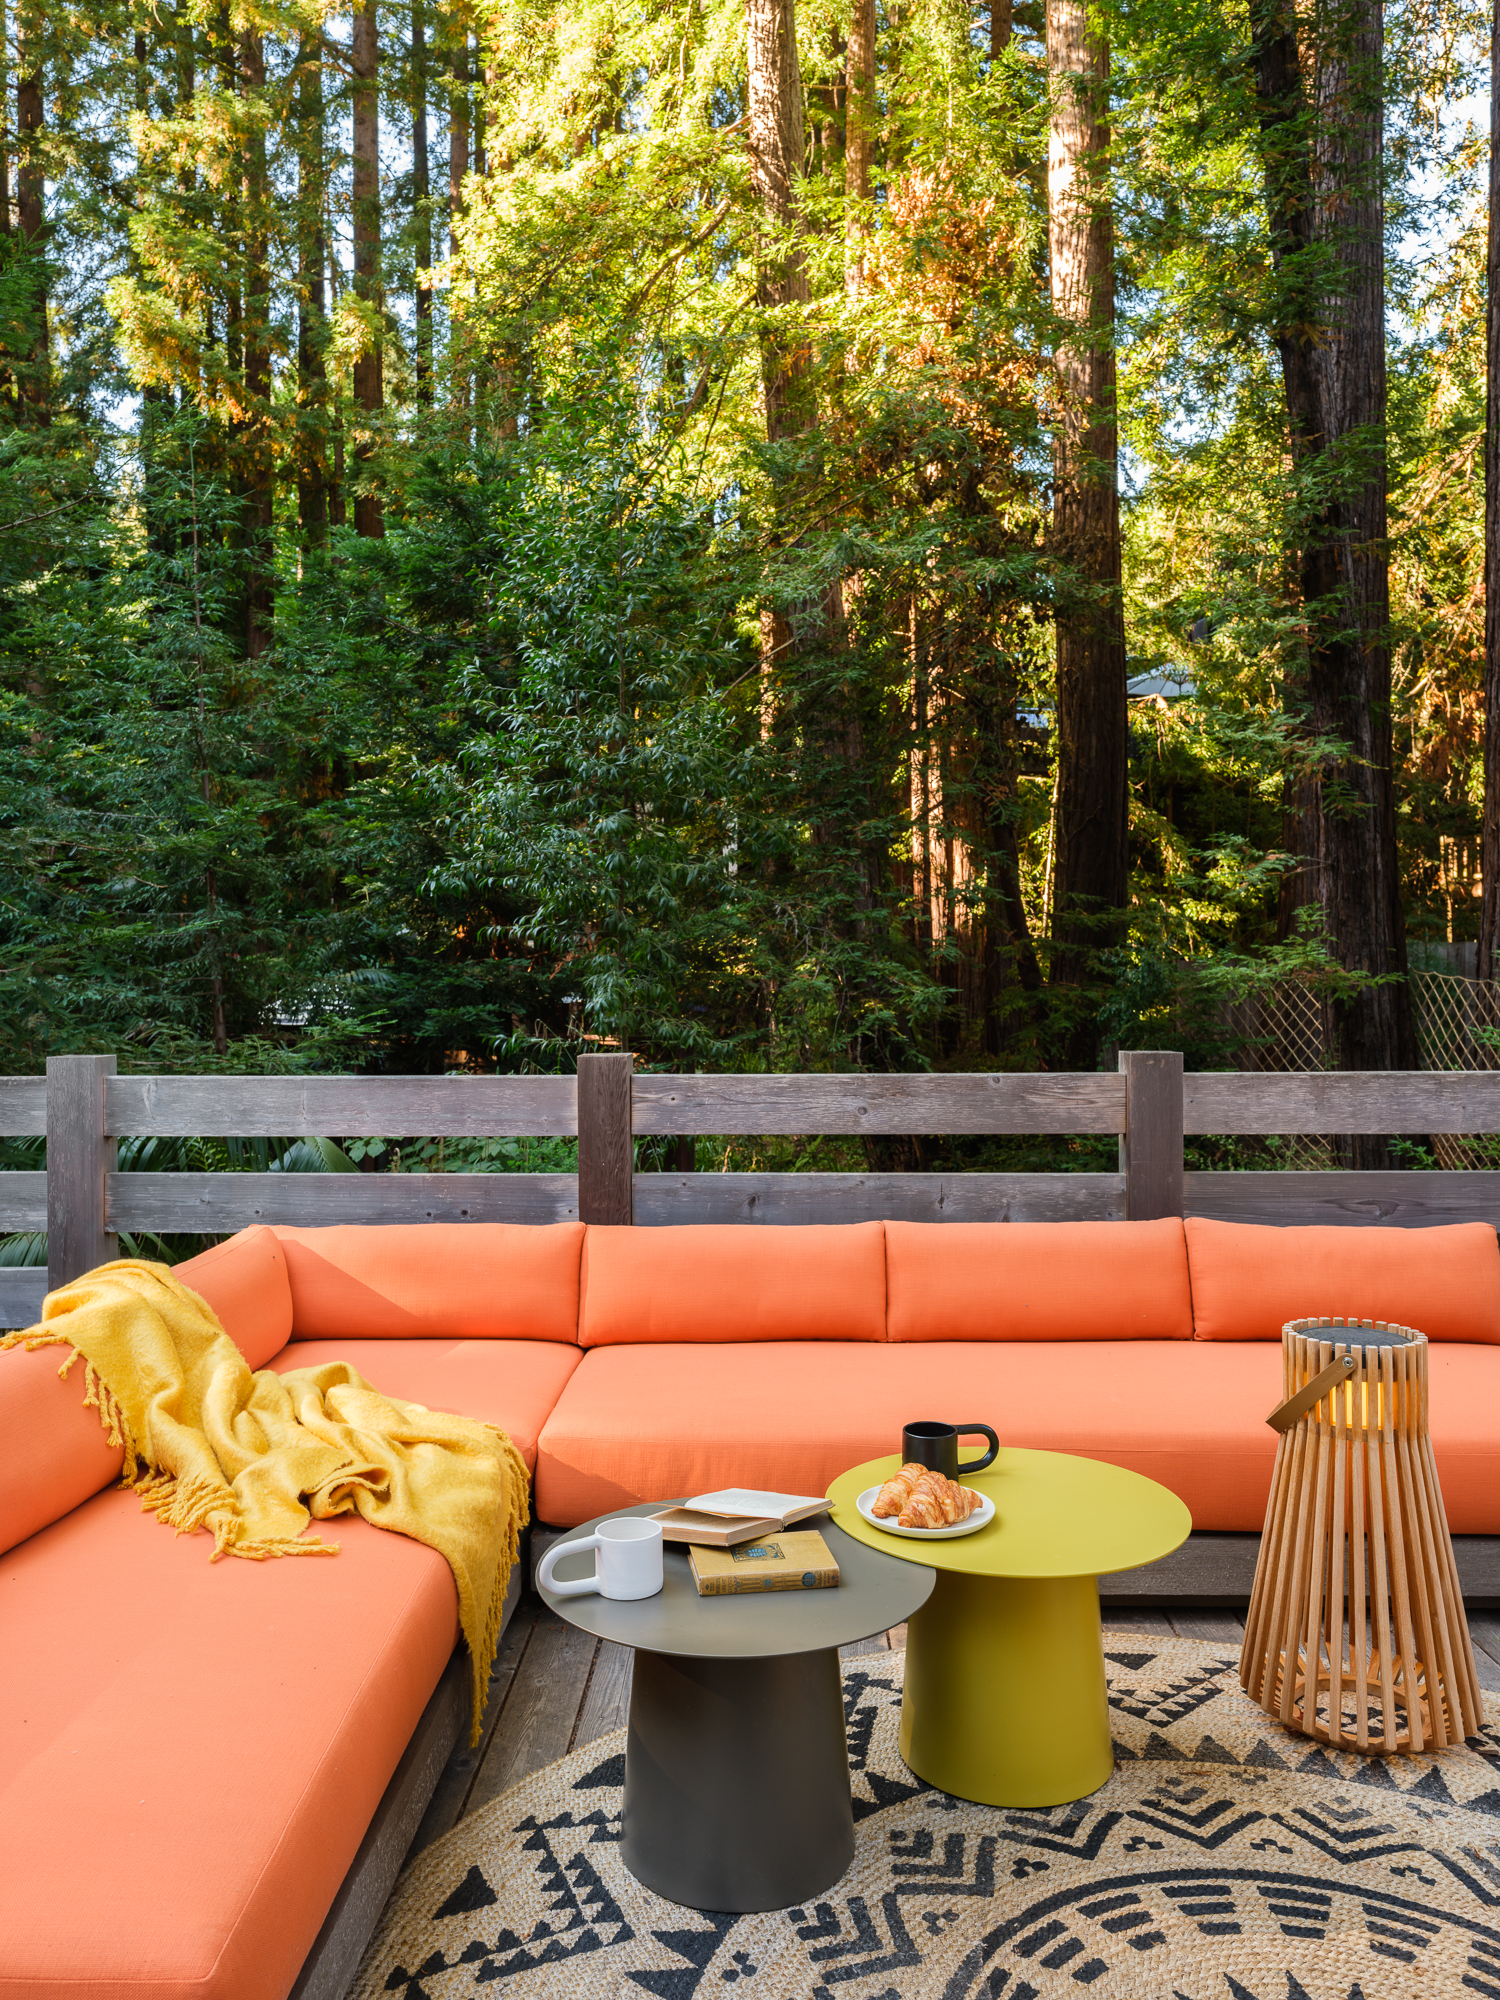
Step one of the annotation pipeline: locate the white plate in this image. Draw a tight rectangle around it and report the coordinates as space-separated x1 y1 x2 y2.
855 1485 995 1540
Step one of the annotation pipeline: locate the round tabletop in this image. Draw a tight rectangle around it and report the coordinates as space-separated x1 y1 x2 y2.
538 1501 935 1658
827 1449 1192 1580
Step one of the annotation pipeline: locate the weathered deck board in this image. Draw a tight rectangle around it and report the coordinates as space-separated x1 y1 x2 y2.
462 1613 598 1817
572 1638 634 1745
1468 1613 1500 1695
405 1605 540 1859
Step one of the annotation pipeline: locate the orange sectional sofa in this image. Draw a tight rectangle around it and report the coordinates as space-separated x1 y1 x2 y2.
4 1211 1499 2000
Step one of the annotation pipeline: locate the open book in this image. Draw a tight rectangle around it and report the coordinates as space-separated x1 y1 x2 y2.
650 1488 831 1548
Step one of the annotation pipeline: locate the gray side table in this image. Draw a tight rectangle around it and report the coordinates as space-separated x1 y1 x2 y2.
538 1501 934 1912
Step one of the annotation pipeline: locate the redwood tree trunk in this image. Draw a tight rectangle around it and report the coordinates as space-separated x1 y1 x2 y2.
1253 0 1415 1153
1251 0 1325 945
1046 0 1127 1024
351 0 384 538
15 0 47 418
845 0 874 292
449 23 470 409
296 31 329 548
748 0 812 442
241 29 272 655
1306 0 1414 1094
412 0 433 406
1481 0 1500 984
0 0 11 247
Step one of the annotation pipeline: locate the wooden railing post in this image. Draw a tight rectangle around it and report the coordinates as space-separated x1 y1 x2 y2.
1119 1050 1184 1221
577 1052 634 1225
46 1053 117 1287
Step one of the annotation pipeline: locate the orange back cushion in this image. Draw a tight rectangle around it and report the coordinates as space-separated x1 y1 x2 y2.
579 1223 887 1346
885 1218 1194 1341
175 1225 293 1369
1185 1218 1500 1342
273 1223 585 1343
0 1341 125 1557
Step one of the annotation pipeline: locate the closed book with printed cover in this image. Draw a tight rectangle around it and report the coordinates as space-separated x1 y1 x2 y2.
688 1530 840 1596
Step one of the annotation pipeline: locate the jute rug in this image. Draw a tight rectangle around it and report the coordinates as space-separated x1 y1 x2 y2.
353 1635 1500 1999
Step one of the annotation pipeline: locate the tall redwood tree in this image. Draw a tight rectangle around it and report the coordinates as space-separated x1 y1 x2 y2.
352 0 384 537
1045 0 1128 1036
1480 0 1500 983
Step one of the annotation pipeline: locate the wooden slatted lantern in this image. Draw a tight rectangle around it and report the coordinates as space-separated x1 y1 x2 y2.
1240 1317 1482 1755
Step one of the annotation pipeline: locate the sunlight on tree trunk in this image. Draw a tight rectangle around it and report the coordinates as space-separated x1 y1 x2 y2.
449 15 470 411
296 31 329 551
352 0 384 538
1481 0 1500 985
748 0 812 442
1046 0 1127 1033
16 0 47 420
845 0 875 294
241 30 273 656
413 0 433 408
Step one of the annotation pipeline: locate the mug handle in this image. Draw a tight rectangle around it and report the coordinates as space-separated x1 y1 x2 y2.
537 1532 602 1598
956 1425 999 1473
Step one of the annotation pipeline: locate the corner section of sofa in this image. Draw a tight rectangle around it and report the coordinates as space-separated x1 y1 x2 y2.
0 1483 461 2000
0 1222 565 2000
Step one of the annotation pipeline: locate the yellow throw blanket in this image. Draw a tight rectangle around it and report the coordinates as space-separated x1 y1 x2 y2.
2 1259 529 1741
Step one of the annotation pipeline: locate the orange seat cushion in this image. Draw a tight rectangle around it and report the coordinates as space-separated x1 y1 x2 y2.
270 1336 581 1472
0 1485 457 2000
579 1223 887 1346
0 1342 125 1559
1186 1218 1500 1343
886 1218 1193 1340
174 1225 293 1369
534 1339 1500 1535
272 1222 585 1343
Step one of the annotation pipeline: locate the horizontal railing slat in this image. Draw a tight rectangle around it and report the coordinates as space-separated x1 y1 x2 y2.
1185 1171 1500 1227
1184 1071 1500 1135
105 1075 578 1138
0 1077 46 1137
107 1173 580 1230
0 1266 47 1328
632 1171 1125 1224
0 1171 46 1229
631 1073 1127 1135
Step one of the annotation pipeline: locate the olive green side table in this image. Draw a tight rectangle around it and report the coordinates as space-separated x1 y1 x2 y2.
828 1449 1191 1808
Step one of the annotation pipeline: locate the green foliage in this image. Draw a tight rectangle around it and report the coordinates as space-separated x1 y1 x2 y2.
0 0 1488 1102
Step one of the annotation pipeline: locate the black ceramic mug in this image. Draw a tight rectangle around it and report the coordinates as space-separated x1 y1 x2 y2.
902 1420 999 1480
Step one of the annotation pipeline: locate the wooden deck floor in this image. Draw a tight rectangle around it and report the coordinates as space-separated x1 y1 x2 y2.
401 1594 1500 1878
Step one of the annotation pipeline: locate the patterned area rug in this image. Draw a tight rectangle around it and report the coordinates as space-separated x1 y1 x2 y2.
353 1635 1500 1999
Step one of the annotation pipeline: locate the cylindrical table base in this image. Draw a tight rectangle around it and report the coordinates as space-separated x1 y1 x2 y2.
901 1569 1113 1806
622 1646 855 1912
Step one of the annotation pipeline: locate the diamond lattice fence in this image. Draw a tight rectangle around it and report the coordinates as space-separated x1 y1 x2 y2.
1221 971 1500 1169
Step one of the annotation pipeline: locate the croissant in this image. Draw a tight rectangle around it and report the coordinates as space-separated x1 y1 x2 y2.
872 1462 933 1518
896 1470 983 1528
922 1471 964 1524
898 1487 947 1529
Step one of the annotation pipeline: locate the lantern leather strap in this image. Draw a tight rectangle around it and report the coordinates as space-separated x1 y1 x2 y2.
1266 1352 1357 1434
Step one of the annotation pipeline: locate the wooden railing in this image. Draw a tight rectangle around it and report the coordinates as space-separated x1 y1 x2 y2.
3 1049 1500 1326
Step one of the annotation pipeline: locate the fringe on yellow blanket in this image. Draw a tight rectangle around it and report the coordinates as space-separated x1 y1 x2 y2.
2 1259 530 1741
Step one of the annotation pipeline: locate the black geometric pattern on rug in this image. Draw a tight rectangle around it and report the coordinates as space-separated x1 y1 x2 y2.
356 1637 1500 1999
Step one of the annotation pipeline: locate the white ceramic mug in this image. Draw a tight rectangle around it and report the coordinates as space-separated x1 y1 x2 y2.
538 1517 664 1601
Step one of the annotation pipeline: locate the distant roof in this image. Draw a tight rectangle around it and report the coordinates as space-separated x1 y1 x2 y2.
1127 667 1196 700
